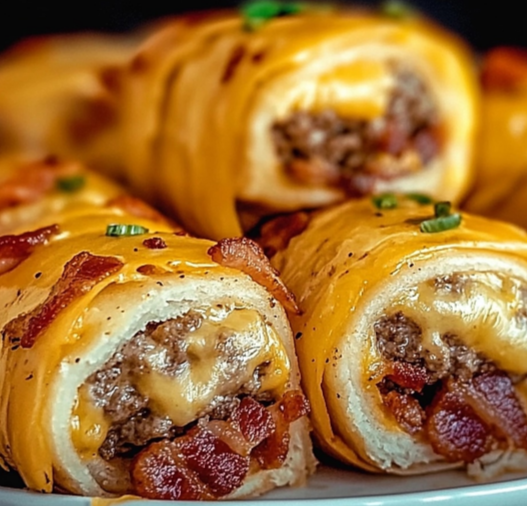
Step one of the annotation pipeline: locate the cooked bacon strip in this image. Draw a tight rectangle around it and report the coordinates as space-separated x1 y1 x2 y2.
0 224 59 275
425 381 494 463
132 391 308 501
385 361 429 393
230 397 275 447
0 158 80 211
252 390 309 469
107 195 183 232
459 371 527 450
286 158 341 187
181 428 250 497
481 46 527 91
383 390 425 435
257 212 311 258
4 252 123 348
131 438 209 500
208 238 300 314
143 237 167 250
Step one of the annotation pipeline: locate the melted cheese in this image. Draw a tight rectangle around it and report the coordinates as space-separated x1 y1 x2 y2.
71 387 110 460
297 59 390 118
71 308 290 457
371 272 527 375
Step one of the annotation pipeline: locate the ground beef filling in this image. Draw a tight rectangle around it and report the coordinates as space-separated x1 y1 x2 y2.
86 311 271 461
374 311 527 462
272 69 441 195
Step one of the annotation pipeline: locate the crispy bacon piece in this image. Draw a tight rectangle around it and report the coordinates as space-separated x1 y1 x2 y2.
385 361 429 393
107 195 184 232
4 252 123 348
131 438 210 501
0 158 80 211
286 158 341 187
383 390 425 435
143 237 167 250
257 212 311 258
252 390 310 469
181 428 250 497
0 224 59 275
131 391 307 501
425 382 494 463
208 237 300 314
279 388 311 422
231 397 275 446
481 46 527 92
459 372 527 450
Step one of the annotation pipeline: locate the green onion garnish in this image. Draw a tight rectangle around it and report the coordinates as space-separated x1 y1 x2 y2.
106 224 149 237
406 192 433 205
372 193 398 209
56 175 86 193
420 214 461 233
434 201 452 218
241 0 305 30
379 0 414 18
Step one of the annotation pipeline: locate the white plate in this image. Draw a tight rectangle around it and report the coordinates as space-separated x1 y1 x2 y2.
1 464 527 506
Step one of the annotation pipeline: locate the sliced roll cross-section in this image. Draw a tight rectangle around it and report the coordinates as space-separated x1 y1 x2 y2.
269 198 527 478
0 158 315 499
122 5 479 239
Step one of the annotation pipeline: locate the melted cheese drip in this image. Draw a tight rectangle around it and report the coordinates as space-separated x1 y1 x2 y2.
71 308 290 458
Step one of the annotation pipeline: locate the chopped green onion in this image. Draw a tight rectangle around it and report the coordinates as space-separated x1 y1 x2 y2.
106 224 149 237
406 192 433 205
379 0 414 18
372 193 398 209
241 0 305 30
420 214 461 233
434 201 452 218
56 175 85 193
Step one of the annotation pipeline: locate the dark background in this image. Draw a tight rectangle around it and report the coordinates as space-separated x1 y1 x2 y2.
0 0 526 53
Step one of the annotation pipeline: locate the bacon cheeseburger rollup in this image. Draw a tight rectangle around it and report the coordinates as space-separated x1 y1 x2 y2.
0 158 315 499
122 4 479 239
267 197 527 478
0 31 143 179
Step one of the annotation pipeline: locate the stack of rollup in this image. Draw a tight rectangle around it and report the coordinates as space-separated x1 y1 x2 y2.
2 0 527 501
0 157 315 499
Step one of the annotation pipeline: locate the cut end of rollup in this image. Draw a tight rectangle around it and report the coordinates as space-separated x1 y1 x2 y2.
270 65 443 198
0 156 315 499
44 268 315 499
271 199 527 480
356 270 527 476
119 7 478 239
